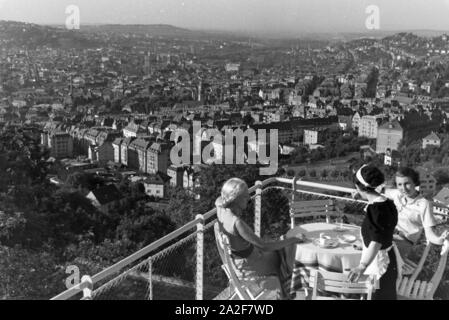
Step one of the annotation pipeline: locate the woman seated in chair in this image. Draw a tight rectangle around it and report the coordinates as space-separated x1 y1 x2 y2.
382 167 449 259
348 165 398 300
216 178 305 299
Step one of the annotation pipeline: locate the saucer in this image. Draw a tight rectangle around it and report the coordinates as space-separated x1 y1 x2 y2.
339 234 356 243
313 238 340 249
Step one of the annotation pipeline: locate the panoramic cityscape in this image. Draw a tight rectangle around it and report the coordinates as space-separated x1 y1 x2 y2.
1 0 449 306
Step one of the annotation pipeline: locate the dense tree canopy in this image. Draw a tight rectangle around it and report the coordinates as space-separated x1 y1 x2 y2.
0 124 178 298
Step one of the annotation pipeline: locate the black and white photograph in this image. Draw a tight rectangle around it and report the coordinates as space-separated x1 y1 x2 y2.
1 0 449 307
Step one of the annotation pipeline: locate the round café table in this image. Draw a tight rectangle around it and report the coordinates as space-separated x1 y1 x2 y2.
286 222 363 293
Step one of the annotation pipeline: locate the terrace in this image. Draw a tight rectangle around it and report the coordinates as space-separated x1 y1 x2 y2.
51 177 449 300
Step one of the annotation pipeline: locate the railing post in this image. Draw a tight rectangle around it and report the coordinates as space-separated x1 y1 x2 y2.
148 257 153 300
80 275 93 300
195 214 204 300
325 204 330 224
254 181 262 237
291 176 298 229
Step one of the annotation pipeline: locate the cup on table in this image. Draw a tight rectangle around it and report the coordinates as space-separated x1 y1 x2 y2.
319 233 332 246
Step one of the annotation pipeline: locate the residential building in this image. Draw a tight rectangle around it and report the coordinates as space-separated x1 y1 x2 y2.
120 137 135 166
225 63 240 72
143 173 171 198
422 132 441 149
384 149 401 167
123 122 146 138
88 142 115 165
112 138 124 163
303 128 327 146
358 115 380 139
167 165 185 188
279 143 296 156
86 184 123 213
87 131 121 164
84 128 102 153
376 121 403 153
421 82 432 94
45 131 73 159
434 187 449 217
183 165 201 191
146 142 171 174
416 167 437 197
352 112 361 130
128 138 151 172
338 115 353 131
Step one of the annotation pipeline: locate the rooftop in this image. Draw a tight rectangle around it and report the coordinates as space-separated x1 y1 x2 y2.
423 132 440 141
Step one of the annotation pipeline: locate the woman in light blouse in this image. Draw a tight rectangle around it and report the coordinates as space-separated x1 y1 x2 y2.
383 167 449 259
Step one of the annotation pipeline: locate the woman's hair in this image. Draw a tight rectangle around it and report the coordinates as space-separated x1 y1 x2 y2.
219 178 248 209
395 167 420 186
353 165 385 193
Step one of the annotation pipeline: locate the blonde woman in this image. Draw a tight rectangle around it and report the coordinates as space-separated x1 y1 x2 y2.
216 178 305 299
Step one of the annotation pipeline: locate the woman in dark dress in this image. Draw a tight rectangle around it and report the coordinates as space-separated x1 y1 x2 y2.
348 165 399 300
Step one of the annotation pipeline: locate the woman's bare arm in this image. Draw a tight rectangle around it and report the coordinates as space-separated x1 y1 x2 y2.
235 219 302 251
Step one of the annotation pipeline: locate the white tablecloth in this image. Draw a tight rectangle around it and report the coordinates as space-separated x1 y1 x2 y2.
286 222 363 291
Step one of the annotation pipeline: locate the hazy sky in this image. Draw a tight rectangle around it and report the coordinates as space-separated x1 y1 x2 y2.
1 0 449 33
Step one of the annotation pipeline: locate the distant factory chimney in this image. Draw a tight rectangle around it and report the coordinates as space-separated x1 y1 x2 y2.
144 51 151 76
198 81 202 102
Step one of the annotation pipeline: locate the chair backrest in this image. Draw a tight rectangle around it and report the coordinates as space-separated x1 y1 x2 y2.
290 199 339 228
214 222 229 266
401 241 432 289
213 222 253 300
397 240 449 300
427 240 449 299
309 269 377 300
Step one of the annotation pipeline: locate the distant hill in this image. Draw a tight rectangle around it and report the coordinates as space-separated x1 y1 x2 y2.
81 24 202 38
2 20 448 47
333 29 449 41
0 20 104 49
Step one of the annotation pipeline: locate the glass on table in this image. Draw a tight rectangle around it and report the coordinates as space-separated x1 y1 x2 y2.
334 217 344 231
336 217 343 228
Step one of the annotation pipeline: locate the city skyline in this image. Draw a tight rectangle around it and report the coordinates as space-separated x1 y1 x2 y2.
2 0 449 35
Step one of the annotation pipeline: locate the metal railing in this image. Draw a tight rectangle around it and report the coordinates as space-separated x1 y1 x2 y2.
51 177 447 300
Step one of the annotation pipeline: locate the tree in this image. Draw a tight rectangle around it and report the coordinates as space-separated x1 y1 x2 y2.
320 169 328 180
165 188 197 227
297 169 306 177
434 169 449 185
341 170 350 180
242 113 255 126
0 125 50 193
261 189 290 237
0 245 65 299
115 209 176 245
331 170 340 179
66 172 105 191
340 83 353 99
